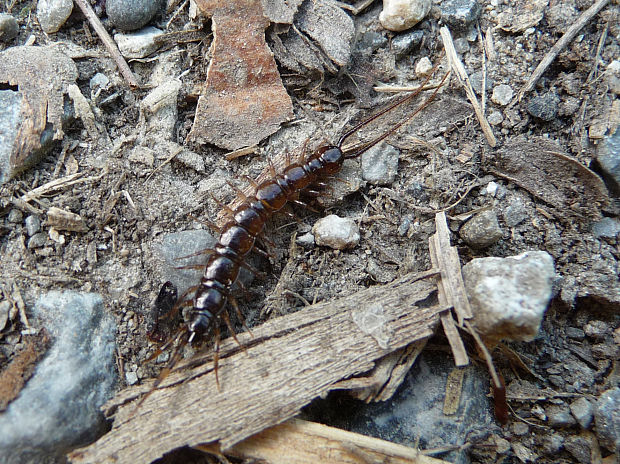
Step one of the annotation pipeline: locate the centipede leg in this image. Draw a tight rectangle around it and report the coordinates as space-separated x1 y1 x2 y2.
229 296 253 338
242 175 259 191
187 213 220 235
210 192 234 217
221 310 247 353
226 180 248 202
175 247 216 261
213 325 221 391
239 260 267 279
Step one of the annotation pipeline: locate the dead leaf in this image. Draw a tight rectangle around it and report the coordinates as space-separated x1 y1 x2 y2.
485 136 610 220
189 0 294 150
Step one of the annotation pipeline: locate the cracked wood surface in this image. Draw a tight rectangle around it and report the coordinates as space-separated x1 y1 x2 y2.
69 273 444 464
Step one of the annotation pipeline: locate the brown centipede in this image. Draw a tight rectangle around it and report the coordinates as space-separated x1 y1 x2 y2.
141 65 450 401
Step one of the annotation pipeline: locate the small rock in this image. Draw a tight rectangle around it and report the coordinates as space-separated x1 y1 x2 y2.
595 130 619 191
503 200 529 227
27 232 48 249
564 436 591 464
542 433 564 454
392 29 424 58
0 300 10 331
462 251 555 344
125 371 139 385
469 71 493 95
106 0 162 31
0 291 117 464
379 0 432 32
7 208 22 223
24 215 41 236
37 0 73 33
487 110 503 126
0 13 19 42
115 26 164 59
591 217 620 240
453 37 469 54
296 232 315 248
459 209 503 249
414 56 433 77
546 3 578 34
547 403 577 427
312 215 360 250
440 0 482 31
527 93 559 121
491 84 513 106
484 181 498 196
570 397 594 429
361 142 400 185
584 320 611 340
594 387 620 452
565 327 585 340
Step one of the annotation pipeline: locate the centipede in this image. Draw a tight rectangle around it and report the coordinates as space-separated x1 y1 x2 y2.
140 65 450 403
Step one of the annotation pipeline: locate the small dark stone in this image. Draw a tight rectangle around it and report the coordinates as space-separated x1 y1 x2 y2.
357 31 388 55
440 0 482 30
27 232 48 249
0 13 18 42
469 71 494 95
564 436 591 463
547 404 576 427
527 93 560 121
459 209 503 249
392 30 424 59
106 0 162 31
565 327 585 340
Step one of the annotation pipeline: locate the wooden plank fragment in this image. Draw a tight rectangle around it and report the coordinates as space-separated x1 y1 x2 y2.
429 212 469 367
69 273 444 464
224 418 450 464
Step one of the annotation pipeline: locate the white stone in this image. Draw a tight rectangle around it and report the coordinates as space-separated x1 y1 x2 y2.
463 251 555 344
491 84 514 106
312 215 360 250
37 0 73 33
379 0 431 32
115 26 163 59
415 56 433 77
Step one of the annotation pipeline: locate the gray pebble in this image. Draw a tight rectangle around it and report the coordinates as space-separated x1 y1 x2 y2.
469 71 493 95
591 217 620 240
357 31 389 55
392 30 424 59
527 93 559 121
125 371 139 385
0 300 10 331
570 397 594 429
487 110 503 126
595 130 620 190
361 142 399 185
595 387 620 453
25 215 41 236
584 320 611 340
312 215 360 250
542 433 564 454
0 13 19 42
453 37 469 54
491 84 514 106
503 200 528 227
0 89 21 184
564 436 592 464
0 291 117 464
295 231 315 248
27 232 48 249
459 209 502 249
106 0 162 31
547 403 577 427
36 0 73 34
89 72 110 93
7 208 22 223
440 0 482 30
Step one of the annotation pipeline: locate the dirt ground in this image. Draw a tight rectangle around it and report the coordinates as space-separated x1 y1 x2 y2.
0 0 618 463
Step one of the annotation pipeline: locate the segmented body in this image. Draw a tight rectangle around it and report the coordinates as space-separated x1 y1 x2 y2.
188 145 345 341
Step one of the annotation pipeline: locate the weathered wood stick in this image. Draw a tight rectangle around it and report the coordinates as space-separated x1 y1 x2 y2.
69 272 445 464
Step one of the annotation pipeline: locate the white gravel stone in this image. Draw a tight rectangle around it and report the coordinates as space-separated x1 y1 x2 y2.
379 0 431 32
361 142 400 185
115 26 163 59
312 215 360 250
415 56 433 77
463 251 555 344
491 84 514 106
37 0 73 33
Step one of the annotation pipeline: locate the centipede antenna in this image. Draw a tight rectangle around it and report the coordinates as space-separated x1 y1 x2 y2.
133 327 189 415
342 70 451 159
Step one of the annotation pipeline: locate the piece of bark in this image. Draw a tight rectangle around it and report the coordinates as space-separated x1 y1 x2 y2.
484 136 610 220
429 212 470 367
68 273 444 464
189 0 293 150
0 329 50 411
223 418 450 464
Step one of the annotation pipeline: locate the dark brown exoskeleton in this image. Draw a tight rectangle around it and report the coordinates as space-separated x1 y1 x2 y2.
140 66 450 403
